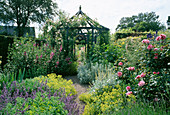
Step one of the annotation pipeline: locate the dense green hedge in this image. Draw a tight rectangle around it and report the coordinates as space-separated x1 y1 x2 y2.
114 32 155 40
0 35 14 69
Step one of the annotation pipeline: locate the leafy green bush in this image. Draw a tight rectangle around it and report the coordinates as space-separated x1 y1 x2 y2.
79 84 136 115
77 61 113 84
2 92 68 115
0 73 80 114
114 34 170 107
5 37 77 78
33 73 77 96
111 100 169 115
89 66 117 93
88 43 123 64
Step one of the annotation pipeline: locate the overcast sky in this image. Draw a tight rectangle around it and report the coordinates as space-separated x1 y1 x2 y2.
54 0 169 33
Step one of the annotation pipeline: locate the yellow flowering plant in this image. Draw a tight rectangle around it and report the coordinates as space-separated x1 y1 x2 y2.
79 84 136 115
33 73 77 96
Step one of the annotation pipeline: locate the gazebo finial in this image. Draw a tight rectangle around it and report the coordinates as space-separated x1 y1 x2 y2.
79 5 81 11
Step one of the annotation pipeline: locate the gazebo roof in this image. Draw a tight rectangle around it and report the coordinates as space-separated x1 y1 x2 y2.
70 6 109 31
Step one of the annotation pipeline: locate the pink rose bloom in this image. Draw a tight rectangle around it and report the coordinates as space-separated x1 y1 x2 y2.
59 45 62 52
128 67 135 71
50 52 54 60
138 81 145 87
56 61 59 65
126 91 133 96
40 54 43 58
147 44 153 50
135 75 141 79
160 34 166 40
33 44 36 46
24 52 26 56
36 55 38 60
142 39 150 44
154 53 158 56
126 86 131 91
154 56 158 59
157 72 160 74
68 62 72 65
141 73 146 78
117 72 123 77
156 36 161 41
154 98 159 102
118 62 123 66
50 52 54 56
154 48 158 51
153 72 157 74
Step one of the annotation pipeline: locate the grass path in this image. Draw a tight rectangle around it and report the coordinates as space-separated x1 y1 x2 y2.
64 76 89 114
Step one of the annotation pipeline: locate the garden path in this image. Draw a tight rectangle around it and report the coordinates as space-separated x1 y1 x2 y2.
64 75 89 114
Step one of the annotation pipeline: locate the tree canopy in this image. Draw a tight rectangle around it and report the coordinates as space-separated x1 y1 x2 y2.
0 0 58 36
116 12 166 32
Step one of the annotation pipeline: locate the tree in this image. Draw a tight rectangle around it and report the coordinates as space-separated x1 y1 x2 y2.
116 12 166 32
0 0 58 36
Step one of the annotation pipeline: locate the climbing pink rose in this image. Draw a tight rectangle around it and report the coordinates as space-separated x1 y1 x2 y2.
50 52 54 60
126 91 133 96
56 61 59 65
40 54 43 58
117 72 122 77
154 98 159 102
59 45 62 52
147 44 153 50
153 72 157 74
135 75 141 79
126 86 131 91
68 62 72 65
154 53 158 56
154 48 158 51
154 56 158 59
160 34 166 40
156 36 161 41
24 52 26 56
138 81 145 87
128 67 135 71
157 72 160 74
142 39 150 44
118 62 123 66
141 73 146 78
36 55 38 60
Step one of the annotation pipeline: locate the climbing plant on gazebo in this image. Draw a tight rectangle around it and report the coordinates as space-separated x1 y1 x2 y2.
43 6 110 59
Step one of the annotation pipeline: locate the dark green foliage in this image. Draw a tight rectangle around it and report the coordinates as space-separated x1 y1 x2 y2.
0 35 14 69
114 32 152 40
0 0 58 36
116 12 166 32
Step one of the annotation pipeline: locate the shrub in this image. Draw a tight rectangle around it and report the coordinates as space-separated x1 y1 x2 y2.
77 61 113 84
88 43 123 64
89 66 117 93
33 73 77 96
4 37 77 78
1 92 68 115
114 34 170 108
0 74 80 114
111 100 170 115
79 84 136 115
